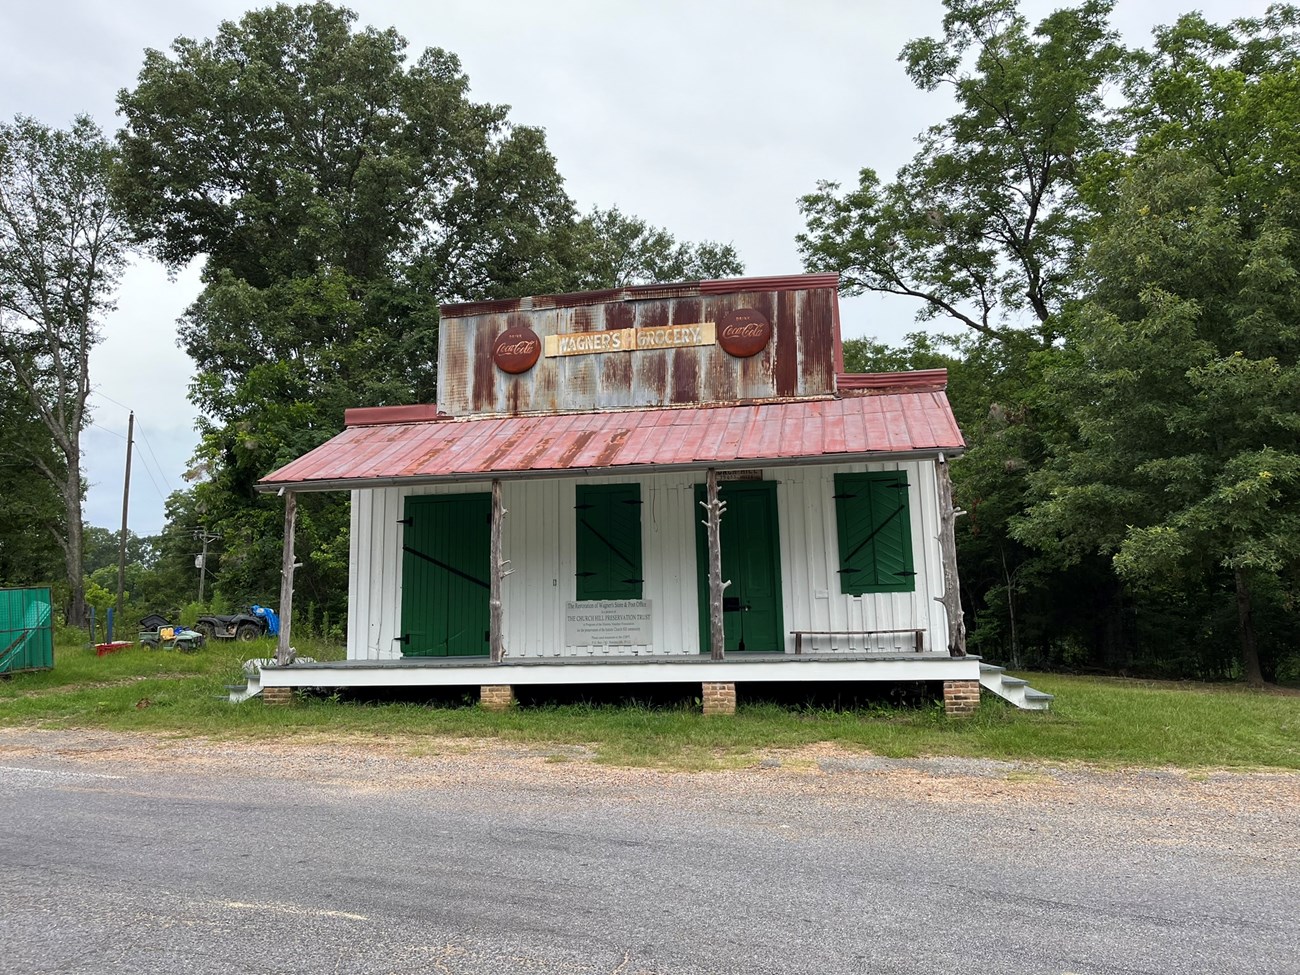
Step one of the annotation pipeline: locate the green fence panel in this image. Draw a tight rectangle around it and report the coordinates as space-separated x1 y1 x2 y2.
0 587 55 673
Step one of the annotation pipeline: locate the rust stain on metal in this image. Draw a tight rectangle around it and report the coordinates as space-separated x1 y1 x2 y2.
605 302 635 331
601 344 633 399
671 347 699 404
799 289 835 392
470 324 497 413
594 428 631 467
672 298 701 326
555 429 596 468
639 352 668 403
638 300 670 330
773 290 799 397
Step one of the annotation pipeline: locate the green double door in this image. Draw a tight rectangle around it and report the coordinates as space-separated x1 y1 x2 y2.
694 481 784 653
399 494 491 657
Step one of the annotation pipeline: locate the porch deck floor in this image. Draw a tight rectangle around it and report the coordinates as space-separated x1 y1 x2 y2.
256 652 981 689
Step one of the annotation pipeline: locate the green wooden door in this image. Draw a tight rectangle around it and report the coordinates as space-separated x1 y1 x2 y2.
694 481 784 653
400 494 491 657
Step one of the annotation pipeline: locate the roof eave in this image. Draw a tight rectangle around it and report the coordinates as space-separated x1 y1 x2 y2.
255 446 966 495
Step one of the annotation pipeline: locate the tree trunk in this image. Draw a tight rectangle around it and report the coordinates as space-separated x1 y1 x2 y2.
1233 567 1265 688
704 468 728 661
935 454 966 657
489 478 506 663
61 441 86 628
275 491 297 667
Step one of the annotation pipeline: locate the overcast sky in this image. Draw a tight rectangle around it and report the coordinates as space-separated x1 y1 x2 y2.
0 0 1273 537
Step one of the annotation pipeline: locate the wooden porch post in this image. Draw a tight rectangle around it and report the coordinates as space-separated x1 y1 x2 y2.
935 453 967 657
275 489 297 667
489 478 508 663
703 468 730 661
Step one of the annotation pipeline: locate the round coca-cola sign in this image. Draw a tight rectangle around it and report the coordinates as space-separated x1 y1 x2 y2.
492 325 542 374
717 308 772 358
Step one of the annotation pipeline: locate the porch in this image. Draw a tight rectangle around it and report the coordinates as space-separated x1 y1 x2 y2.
237 650 986 716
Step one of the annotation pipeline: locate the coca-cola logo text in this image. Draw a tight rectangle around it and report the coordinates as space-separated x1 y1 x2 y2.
717 309 772 358
492 325 542 374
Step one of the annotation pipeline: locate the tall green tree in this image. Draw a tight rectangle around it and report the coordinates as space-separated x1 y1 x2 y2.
1017 9 1300 686
568 207 743 290
0 115 129 625
798 0 1131 668
798 0 1125 343
0 380 62 585
117 3 742 618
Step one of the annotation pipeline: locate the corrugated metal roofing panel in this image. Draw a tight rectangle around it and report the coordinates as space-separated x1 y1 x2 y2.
260 384 965 492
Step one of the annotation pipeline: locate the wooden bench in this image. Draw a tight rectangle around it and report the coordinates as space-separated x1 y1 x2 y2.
791 629 925 655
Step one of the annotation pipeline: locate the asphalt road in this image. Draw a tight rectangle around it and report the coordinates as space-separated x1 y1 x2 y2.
1 730 1297 975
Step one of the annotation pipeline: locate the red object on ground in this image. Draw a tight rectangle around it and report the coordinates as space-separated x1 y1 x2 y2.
94 641 133 657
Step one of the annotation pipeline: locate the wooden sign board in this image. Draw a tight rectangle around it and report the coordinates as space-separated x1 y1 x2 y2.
544 323 716 358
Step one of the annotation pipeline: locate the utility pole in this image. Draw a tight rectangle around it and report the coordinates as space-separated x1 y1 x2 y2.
195 528 221 602
115 411 134 624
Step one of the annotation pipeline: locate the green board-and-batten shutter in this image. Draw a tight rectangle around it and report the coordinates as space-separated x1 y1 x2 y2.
575 483 643 600
834 472 916 594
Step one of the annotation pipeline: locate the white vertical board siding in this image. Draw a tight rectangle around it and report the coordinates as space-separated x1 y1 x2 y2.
346 459 948 660
347 472 701 659
774 460 947 654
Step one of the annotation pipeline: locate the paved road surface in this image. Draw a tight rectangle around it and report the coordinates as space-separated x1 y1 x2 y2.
1 729 1297 974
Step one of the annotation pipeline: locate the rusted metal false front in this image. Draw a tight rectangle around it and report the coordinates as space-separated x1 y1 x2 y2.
437 274 841 417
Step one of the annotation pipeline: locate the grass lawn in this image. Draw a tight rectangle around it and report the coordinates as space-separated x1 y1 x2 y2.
1 638 1296 771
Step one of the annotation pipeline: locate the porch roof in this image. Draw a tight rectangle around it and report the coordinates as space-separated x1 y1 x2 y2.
258 373 963 492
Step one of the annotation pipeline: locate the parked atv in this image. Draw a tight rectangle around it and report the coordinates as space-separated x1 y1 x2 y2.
137 614 205 653
194 604 280 643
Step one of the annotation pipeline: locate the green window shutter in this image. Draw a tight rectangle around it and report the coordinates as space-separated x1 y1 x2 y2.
576 483 644 600
834 472 916 594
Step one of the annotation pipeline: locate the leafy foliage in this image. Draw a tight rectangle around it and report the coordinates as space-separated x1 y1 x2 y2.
807 1 1300 683
798 0 1125 341
0 114 129 624
116 3 743 621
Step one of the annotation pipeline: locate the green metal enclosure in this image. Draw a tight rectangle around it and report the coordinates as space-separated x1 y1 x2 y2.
0 587 54 674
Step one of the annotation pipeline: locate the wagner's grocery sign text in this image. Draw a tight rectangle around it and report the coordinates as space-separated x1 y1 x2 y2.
543 323 716 358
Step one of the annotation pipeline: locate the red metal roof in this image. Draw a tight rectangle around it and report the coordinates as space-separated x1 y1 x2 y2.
260 385 964 492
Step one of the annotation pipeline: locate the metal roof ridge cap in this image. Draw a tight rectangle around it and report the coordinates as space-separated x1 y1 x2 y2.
439 272 843 317
836 368 949 393
344 404 452 427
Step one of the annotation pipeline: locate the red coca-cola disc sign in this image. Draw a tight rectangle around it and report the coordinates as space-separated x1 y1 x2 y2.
492 325 542 374
717 308 772 358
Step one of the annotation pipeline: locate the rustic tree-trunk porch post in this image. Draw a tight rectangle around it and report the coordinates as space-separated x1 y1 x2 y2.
703 467 729 662
490 478 508 663
275 489 297 667
935 453 967 657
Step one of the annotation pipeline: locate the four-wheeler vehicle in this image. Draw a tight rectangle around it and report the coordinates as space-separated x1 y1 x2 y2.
194 604 280 643
137 614 206 653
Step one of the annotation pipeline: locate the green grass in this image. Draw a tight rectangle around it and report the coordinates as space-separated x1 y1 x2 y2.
2 640 1297 771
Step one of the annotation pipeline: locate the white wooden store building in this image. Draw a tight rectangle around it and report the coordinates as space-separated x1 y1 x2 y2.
253 274 1046 714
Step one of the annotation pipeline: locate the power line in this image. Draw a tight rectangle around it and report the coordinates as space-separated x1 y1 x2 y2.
134 420 178 495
